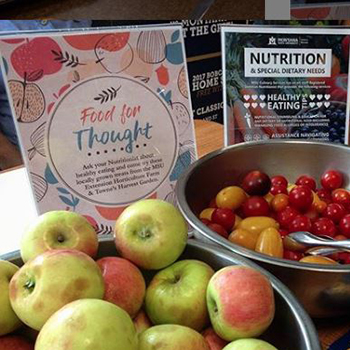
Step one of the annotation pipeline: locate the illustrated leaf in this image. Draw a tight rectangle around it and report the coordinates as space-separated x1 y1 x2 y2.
57 187 70 194
59 195 75 207
94 86 121 104
52 50 86 68
171 30 180 43
44 164 58 185
73 197 80 206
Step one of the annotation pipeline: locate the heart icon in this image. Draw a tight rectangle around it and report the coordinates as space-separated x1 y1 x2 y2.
243 95 250 101
259 95 266 101
260 102 266 108
251 103 258 109
252 95 258 101
317 102 323 108
309 102 315 108
324 101 330 108
317 94 323 100
325 94 331 100
309 95 315 100
244 103 250 109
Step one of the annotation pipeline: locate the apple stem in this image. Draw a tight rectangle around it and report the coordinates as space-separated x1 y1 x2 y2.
139 228 152 239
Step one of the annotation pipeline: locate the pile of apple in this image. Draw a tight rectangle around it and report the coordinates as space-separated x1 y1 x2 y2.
199 169 350 265
0 199 279 350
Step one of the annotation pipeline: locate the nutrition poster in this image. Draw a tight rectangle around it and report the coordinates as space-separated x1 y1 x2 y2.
221 25 350 146
291 0 350 8
0 25 196 233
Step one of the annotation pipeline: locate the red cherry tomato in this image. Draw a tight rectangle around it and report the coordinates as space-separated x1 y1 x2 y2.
289 215 312 233
277 206 300 229
271 175 288 187
312 217 337 237
323 203 346 224
241 170 271 196
289 186 313 212
338 252 350 264
332 189 350 208
211 208 235 231
339 214 350 238
296 175 316 191
279 229 289 238
321 170 343 191
270 184 288 196
200 218 211 225
242 196 270 217
207 223 229 239
316 189 332 204
284 250 304 261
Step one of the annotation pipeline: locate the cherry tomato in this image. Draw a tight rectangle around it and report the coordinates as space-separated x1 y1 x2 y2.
211 208 235 231
271 194 289 212
208 197 217 208
321 170 343 191
334 234 347 240
283 235 307 252
289 186 313 211
199 208 215 221
207 223 228 239
289 215 312 233
200 218 211 225
242 196 270 217
228 228 257 250
238 216 279 237
339 214 350 238
332 189 350 208
277 206 299 229
279 229 289 238
216 186 247 210
284 250 304 261
305 208 319 222
241 170 271 196
316 188 332 204
323 203 346 224
270 184 288 196
271 175 288 187
312 217 337 237
296 175 316 191
299 256 338 265
255 227 283 258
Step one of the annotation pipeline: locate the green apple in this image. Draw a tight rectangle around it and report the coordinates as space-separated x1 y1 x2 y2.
114 199 188 270
0 260 22 336
139 324 210 350
35 299 138 350
222 338 278 350
9 249 104 330
206 266 275 341
145 259 214 331
20 211 98 263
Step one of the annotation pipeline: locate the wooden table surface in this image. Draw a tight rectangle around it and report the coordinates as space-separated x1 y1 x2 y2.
193 119 350 350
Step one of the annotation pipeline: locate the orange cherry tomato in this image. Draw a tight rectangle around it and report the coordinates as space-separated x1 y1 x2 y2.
238 216 279 238
233 215 242 229
216 186 247 210
264 192 274 206
271 194 289 212
199 208 215 221
229 228 257 250
299 256 338 265
255 227 283 258
283 235 307 252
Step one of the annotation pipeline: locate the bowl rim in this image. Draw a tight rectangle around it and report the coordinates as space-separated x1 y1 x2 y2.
2 236 321 350
176 139 350 272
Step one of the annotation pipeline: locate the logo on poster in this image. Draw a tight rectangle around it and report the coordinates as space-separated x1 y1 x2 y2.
268 37 277 45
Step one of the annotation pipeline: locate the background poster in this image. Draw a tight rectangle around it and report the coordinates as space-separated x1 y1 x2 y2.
222 25 350 146
0 25 196 234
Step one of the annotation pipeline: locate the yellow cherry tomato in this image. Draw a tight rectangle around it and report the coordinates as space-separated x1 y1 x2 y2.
216 186 247 210
233 215 242 229
311 192 327 213
299 256 338 265
271 194 289 212
238 216 279 238
228 228 257 251
264 193 274 206
199 208 215 221
287 183 296 193
283 236 307 252
255 227 283 258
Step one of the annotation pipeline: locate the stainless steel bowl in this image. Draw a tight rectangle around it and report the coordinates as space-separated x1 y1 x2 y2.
3 236 320 350
176 140 350 318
